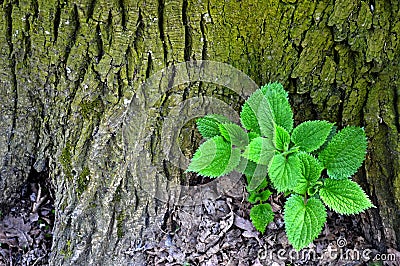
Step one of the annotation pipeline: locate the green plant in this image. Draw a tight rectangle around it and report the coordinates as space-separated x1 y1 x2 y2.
187 82 374 250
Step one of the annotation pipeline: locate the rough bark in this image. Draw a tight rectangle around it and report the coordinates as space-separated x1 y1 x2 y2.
0 0 399 264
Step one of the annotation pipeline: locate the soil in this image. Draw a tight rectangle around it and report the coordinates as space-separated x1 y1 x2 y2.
1 177 399 266
144 179 400 266
0 173 54 266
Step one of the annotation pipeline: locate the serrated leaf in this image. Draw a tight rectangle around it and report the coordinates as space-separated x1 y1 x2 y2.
196 114 231 139
240 103 260 134
186 136 240 177
248 131 260 142
318 126 367 179
250 203 274 234
261 82 294 133
242 137 275 166
275 125 290 151
240 89 275 138
293 153 323 195
284 195 327 251
218 123 249 149
268 154 302 192
291 120 334 152
248 189 272 204
314 125 337 154
319 179 374 215
261 82 289 98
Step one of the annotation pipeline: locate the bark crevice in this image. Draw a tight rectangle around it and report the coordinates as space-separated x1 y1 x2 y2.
157 0 168 64
182 0 192 61
118 0 127 30
53 1 61 43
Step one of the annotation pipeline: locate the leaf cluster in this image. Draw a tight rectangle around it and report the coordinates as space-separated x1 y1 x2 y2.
187 82 373 250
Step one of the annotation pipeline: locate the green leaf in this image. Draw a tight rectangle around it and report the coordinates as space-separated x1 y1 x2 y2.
247 175 268 192
236 158 269 190
261 82 288 98
248 189 272 204
261 82 294 133
293 153 323 195
240 89 275 138
248 178 268 193
268 154 302 192
186 136 240 177
314 125 337 154
248 131 260 142
196 114 231 139
236 158 257 176
319 179 374 215
240 103 260 134
242 137 275 166
284 195 327 251
250 203 274 234
318 126 367 179
218 123 249 149
291 120 334 152
275 125 290 152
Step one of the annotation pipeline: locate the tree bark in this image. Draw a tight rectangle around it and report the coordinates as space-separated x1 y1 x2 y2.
0 0 399 264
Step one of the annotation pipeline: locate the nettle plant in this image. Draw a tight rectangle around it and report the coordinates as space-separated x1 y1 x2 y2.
186 82 374 250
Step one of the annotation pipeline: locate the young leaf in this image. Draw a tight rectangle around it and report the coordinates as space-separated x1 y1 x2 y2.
284 195 327 251
242 137 275 166
261 82 288 98
248 189 272 204
218 123 249 149
275 125 290 152
261 82 294 133
250 203 274 234
196 114 231 139
268 154 302 192
240 89 275 138
240 103 261 134
293 153 323 195
291 120 334 152
318 126 367 179
186 136 240 177
319 179 374 215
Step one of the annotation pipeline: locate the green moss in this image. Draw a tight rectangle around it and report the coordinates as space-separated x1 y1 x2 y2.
60 142 73 180
79 98 103 120
77 166 90 197
116 211 126 238
320 56 336 84
394 175 400 207
328 0 357 27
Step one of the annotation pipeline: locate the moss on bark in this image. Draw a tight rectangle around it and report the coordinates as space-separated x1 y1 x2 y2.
0 0 399 264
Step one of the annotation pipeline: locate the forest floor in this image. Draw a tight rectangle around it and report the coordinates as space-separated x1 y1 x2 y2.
144 179 400 266
0 176 54 266
1 177 399 265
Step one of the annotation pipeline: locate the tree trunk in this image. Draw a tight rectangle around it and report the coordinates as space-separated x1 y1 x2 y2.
0 0 399 264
